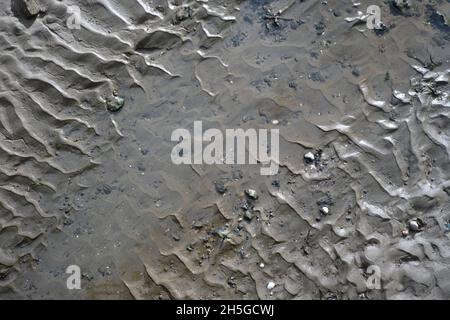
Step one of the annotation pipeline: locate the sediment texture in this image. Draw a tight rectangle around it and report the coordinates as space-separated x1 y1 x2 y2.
0 0 449 299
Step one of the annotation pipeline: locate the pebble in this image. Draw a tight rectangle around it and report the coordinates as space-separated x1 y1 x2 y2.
214 180 227 194
240 200 250 210
244 210 254 221
215 227 230 239
267 281 276 290
401 229 409 237
394 0 410 10
271 180 280 188
245 189 258 200
173 6 192 23
97 266 112 277
106 92 125 112
259 262 265 268
272 120 279 125
320 206 329 214
408 220 419 232
18 0 40 17
304 152 315 163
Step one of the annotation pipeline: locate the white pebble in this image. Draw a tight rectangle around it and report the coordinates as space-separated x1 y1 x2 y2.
408 220 419 231
260 263 265 268
304 152 315 162
272 120 279 125
245 189 258 200
267 281 276 290
320 206 329 214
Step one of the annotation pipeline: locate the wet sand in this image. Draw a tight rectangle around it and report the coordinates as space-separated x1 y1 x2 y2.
0 0 449 299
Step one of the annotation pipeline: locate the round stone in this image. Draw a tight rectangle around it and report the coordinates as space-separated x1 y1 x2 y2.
408 220 419 231
320 206 329 214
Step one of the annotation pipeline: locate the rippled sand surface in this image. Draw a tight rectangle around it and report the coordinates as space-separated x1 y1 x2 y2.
0 0 449 299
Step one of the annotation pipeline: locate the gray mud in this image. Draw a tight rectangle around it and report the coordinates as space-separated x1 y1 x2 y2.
0 0 449 299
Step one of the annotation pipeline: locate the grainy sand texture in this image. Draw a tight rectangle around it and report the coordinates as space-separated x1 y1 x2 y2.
0 0 449 299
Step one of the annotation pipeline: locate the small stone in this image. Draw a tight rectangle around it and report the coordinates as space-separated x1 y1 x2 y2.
18 0 40 18
192 221 204 229
173 6 192 24
320 206 329 214
394 0 410 10
106 93 125 112
272 120 279 125
215 227 230 239
259 262 265 268
245 189 258 200
214 180 227 194
227 276 236 288
81 273 94 281
304 152 315 163
271 180 280 188
401 229 409 237
97 266 112 277
244 210 254 221
267 281 276 290
240 201 249 210
408 220 419 232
